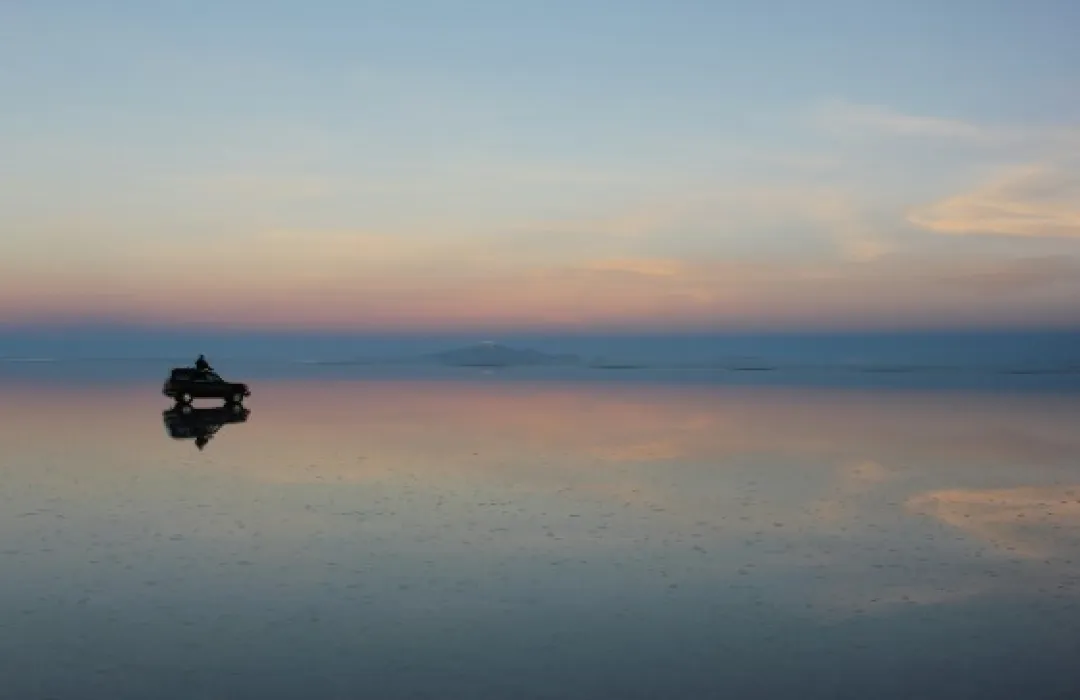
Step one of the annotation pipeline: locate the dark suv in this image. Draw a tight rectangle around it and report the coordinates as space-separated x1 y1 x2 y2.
163 367 251 404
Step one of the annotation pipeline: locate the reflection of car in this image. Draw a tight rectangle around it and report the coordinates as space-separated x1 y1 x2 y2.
162 367 251 404
164 404 250 450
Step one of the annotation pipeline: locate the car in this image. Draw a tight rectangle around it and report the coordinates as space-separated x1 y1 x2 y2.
162 367 251 404
164 404 250 450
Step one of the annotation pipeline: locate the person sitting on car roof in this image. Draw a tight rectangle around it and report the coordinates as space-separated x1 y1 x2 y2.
195 354 212 374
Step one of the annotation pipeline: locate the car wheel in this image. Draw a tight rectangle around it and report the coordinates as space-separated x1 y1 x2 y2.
179 393 193 404
230 393 244 403
230 403 242 413
181 404 193 415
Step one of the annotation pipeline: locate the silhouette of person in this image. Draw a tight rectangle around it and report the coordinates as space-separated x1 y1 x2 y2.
195 354 211 374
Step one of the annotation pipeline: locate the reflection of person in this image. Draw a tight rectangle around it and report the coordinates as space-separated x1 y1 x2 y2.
195 354 211 373
195 434 211 450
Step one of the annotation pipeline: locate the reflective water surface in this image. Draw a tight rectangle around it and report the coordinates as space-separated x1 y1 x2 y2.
2 373 1079 699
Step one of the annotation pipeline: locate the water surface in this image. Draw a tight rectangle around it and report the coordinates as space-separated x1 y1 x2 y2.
2 371 1079 698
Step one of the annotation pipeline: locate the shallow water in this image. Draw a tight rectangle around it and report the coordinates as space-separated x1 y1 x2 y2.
2 370 1079 699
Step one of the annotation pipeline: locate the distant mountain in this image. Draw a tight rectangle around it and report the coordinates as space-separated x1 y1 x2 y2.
427 342 581 367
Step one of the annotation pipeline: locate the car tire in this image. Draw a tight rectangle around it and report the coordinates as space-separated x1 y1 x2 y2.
230 393 244 404
181 404 193 415
179 393 193 404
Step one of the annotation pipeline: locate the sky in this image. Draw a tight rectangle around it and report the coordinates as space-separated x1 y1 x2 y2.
2 0 1079 334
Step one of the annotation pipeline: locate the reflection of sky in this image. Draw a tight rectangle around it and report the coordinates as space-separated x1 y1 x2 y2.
1 378 1079 698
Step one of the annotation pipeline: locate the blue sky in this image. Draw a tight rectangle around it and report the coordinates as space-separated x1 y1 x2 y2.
2 0 1079 331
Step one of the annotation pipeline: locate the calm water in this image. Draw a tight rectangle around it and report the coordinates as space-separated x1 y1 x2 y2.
2 369 1079 699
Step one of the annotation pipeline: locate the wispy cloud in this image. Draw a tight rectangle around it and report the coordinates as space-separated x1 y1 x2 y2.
5 213 1080 330
814 100 1080 159
909 164 1080 239
511 185 895 263
815 101 1080 242
815 100 989 140
6 95 1080 330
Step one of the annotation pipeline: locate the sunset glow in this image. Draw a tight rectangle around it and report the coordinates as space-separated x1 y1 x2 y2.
2 2 1078 332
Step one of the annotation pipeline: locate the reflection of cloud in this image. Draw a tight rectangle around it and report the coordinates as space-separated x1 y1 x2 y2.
11 381 1070 508
4 381 1080 627
160 383 1080 495
6 382 1080 488
907 487 1080 558
3 374 1080 546
909 165 1080 239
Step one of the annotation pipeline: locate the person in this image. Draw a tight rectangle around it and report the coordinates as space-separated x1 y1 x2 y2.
195 354 212 374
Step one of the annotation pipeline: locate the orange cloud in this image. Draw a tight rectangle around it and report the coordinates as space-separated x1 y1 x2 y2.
4 170 1080 329
909 164 1080 239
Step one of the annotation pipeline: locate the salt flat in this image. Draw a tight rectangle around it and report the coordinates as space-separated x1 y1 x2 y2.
1 366 1078 699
